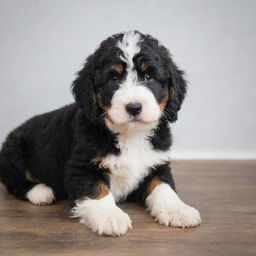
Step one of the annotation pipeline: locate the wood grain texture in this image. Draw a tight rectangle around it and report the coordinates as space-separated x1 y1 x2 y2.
0 160 255 256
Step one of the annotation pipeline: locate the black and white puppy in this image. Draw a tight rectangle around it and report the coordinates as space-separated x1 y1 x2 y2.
0 31 201 236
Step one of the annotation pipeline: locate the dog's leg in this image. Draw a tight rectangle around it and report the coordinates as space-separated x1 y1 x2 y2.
71 188 132 236
65 163 132 236
145 164 201 228
0 131 39 201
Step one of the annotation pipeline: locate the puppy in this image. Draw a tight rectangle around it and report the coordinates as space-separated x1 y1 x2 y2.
0 31 201 236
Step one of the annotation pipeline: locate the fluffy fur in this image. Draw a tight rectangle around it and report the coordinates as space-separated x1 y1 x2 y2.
26 183 55 206
0 30 201 236
71 193 132 236
146 184 201 227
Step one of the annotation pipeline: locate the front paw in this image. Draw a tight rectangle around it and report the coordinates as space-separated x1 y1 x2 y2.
152 203 201 228
71 194 132 236
80 206 132 236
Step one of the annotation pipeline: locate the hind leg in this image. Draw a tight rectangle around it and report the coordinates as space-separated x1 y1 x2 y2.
0 131 53 205
0 128 61 206
0 154 34 201
0 152 56 205
0 153 56 205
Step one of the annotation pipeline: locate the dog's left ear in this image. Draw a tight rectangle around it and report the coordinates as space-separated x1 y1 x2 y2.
165 60 187 122
71 61 98 123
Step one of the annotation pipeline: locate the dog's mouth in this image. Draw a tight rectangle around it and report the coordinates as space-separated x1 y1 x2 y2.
107 112 159 126
127 114 159 124
128 116 143 123
126 114 160 128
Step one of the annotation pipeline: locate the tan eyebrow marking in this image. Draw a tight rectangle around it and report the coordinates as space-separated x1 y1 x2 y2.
141 61 150 72
111 64 123 74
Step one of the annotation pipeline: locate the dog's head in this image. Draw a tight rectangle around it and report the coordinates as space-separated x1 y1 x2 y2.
72 31 187 132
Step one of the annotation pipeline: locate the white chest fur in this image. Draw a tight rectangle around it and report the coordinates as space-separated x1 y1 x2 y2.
101 131 171 202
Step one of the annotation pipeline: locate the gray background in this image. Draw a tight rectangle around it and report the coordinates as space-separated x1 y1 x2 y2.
0 0 255 159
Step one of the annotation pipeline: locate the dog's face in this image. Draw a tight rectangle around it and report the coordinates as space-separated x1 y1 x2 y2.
72 31 187 131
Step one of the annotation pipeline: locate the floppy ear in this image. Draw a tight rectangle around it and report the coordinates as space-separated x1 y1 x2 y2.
165 60 187 122
71 62 98 122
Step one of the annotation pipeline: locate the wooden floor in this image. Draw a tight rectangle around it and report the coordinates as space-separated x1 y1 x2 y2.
0 160 255 256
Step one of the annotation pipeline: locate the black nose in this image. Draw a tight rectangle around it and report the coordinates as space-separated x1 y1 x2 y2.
125 102 142 116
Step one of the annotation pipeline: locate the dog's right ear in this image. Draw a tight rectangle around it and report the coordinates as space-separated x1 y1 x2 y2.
71 61 98 122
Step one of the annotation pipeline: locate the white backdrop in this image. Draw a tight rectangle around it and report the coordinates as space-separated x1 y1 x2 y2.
0 0 255 159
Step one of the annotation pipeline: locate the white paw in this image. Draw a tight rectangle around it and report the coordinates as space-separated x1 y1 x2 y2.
153 203 201 228
26 183 55 205
71 193 132 236
80 205 132 236
146 184 201 228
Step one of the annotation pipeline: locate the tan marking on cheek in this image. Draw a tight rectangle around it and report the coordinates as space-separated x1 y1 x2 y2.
95 94 110 112
159 89 170 111
95 94 115 125
148 177 165 194
105 115 114 124
25 169 40 183
141 61 150 72
111 64 123 74
93 183 109 199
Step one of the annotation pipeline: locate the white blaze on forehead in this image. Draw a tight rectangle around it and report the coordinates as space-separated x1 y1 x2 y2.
117 31 142 85
117 31 141 68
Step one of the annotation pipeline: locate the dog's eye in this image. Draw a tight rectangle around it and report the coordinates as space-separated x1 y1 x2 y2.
110 75 119 83
144 73 152 81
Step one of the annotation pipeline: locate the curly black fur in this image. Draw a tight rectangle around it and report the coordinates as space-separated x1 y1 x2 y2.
0 31 187 205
